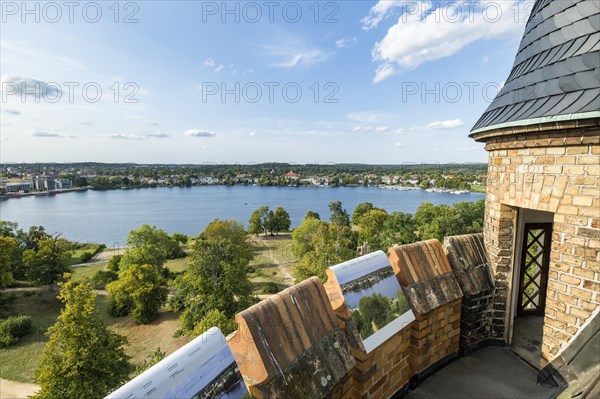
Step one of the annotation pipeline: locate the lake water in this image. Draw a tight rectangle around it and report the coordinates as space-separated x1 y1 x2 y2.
0 186 484 245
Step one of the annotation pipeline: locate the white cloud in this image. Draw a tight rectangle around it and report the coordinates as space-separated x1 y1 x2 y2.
1 75 62 99
106 134 146 140
425 119 464 129
106 132 170 140
146 132 170 138
395 142 403 147
249 131 256 137
361 0 404 30
184 129 216 138
352 126 389 133
32 131 77 138
366 1 530 81
201 58 237 74
335 37 358 48
263 43 332 68
127 115 161 126
396 119 465 134
201 58 215 68
347 111 390 123
373 64 396 84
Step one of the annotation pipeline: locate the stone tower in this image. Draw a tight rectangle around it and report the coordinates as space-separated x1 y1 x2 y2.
470 0 599 371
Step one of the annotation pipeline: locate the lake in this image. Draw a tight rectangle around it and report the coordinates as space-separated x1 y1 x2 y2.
0 186 485 245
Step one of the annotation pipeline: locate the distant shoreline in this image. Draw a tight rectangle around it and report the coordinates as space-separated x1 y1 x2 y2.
0 184 485 201
0 187 88 201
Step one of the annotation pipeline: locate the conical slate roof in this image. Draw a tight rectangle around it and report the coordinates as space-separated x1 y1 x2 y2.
471 0 600 134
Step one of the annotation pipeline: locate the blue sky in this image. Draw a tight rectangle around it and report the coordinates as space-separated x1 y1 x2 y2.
1 1 533 164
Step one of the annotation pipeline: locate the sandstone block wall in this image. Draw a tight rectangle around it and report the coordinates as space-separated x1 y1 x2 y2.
481 125 599 364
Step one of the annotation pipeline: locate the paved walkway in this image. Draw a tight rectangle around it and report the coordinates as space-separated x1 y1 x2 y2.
404 347 562 399
0 378 39 399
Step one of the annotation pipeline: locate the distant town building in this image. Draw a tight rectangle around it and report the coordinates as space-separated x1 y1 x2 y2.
32 176 56 191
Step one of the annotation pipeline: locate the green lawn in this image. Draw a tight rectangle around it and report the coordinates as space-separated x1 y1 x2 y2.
72 262 107 279
72 257 190 280
249 234 297 294
0 290 61 382
470 184 487 193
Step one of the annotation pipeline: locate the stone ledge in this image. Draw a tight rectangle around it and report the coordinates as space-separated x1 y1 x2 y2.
228 277 355 399
444 234 495 297
389 240 463 314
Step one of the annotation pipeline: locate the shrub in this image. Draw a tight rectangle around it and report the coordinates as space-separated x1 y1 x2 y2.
261 282 279 294
91 270 118 289
107 255 122 272
107 298 130 318
0 315 33 346
93 244 107 256
79 252 94 263
192 309 237 336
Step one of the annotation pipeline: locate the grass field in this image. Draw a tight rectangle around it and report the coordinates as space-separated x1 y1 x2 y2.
470 184 487 193
72 257 190 280
249 234 297 294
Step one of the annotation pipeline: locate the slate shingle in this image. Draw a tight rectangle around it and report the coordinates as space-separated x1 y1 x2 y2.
472 0 600 133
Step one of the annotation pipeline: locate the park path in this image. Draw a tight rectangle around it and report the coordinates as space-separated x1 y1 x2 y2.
0 378 39 399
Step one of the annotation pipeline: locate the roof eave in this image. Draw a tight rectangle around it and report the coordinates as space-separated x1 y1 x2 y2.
469 111 600 142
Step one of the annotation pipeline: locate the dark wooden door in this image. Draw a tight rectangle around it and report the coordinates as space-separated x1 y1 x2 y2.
517 223 552 316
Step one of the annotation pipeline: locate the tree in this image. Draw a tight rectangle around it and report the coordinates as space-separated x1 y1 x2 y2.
33 276 129 399
0 222 27 280
22 237 71 285
192 308 237 336
357 209 389 251
382 212 417 248
291 217 326 259
359 293 391 329
0 236 16 288
304 210 320 220
273 207 291 233
106 264 168 324
329 201 350 227
171 233 188 245
292 219 355 282
120 224 173 271
73 176 88 187
351 202 375 225
200 219 253 265
265 210 277 236
248 206 269 236
24 226 49 250
412 200 485 242
170 220 255 334
107 255 122 272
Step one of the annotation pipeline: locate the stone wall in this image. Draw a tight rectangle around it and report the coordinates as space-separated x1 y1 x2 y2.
227 277 355 399
477 122 600 364
444 234 498 352
227 239 464 398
